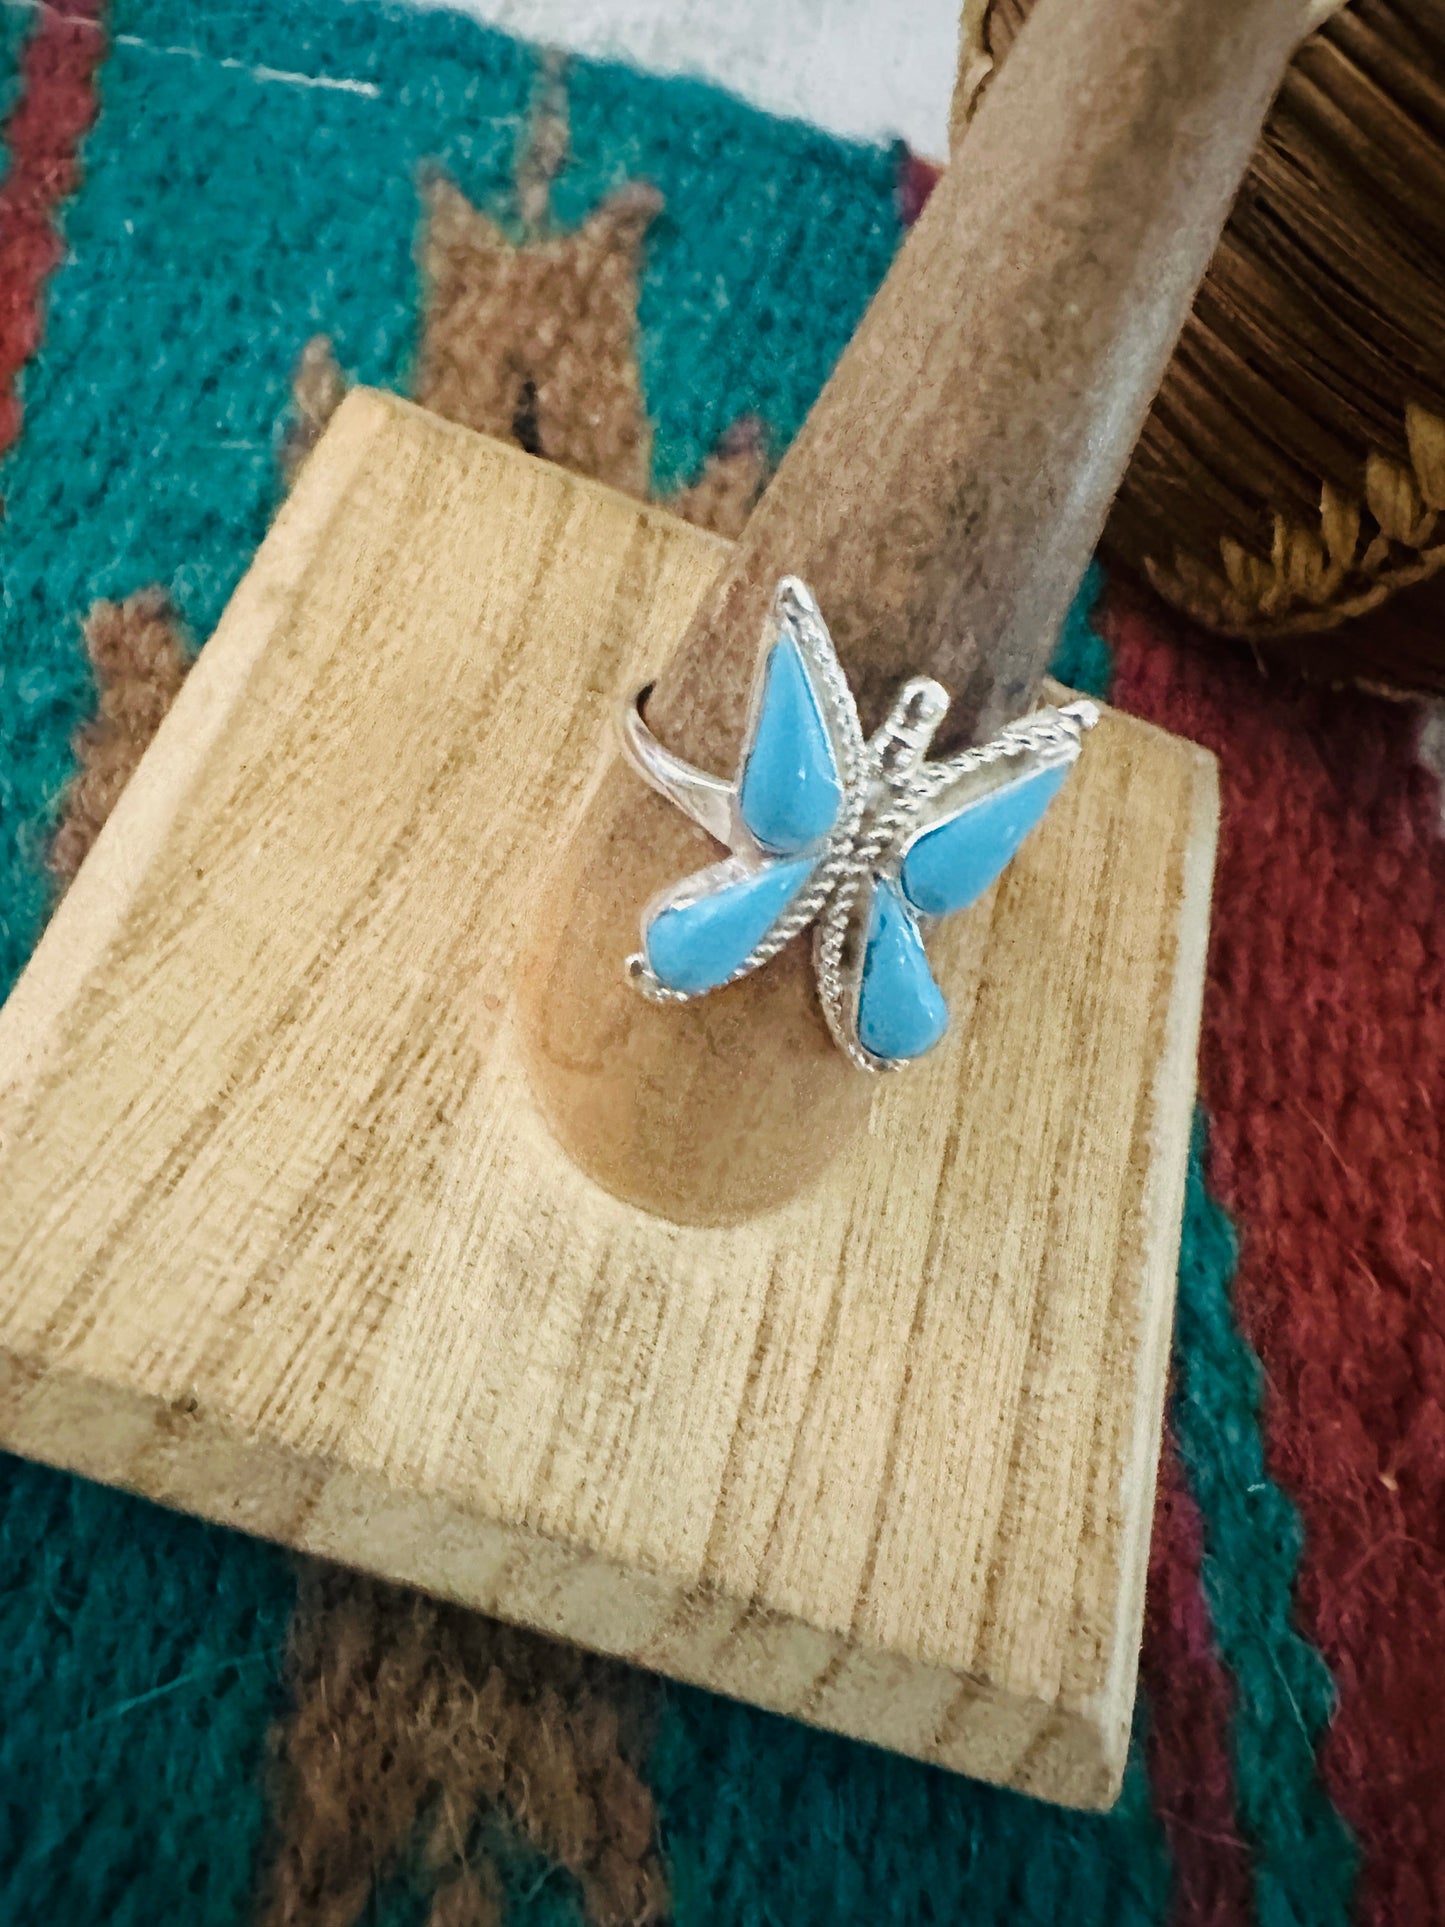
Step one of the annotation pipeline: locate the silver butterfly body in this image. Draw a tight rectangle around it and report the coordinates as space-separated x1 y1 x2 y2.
623 578 1097 1071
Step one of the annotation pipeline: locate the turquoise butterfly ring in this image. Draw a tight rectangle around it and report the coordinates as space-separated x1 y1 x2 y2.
621 578 1098 1071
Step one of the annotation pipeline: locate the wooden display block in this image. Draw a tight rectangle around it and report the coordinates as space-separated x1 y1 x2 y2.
0 391 1216 1808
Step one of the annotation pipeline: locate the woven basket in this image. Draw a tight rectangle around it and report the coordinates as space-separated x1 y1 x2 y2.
963 0 1445 695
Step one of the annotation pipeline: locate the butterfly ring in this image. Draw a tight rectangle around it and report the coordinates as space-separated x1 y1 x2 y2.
621 577 1098 1071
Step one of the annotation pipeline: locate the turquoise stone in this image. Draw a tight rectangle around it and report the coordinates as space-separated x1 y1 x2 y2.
646 856 817 994
856 880 949 1062
738 638 843 853
900 762 1067 918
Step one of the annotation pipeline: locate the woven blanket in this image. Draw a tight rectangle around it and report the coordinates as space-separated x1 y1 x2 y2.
1 5 1442 1924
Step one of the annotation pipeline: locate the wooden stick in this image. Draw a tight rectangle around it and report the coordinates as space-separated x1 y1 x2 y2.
519 0 1320 1224
952 0 1352 159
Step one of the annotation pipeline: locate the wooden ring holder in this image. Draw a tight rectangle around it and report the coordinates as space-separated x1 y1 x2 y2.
0 0 1322 1808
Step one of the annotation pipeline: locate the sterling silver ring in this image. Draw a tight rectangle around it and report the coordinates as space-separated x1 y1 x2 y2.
620 577 1098 1072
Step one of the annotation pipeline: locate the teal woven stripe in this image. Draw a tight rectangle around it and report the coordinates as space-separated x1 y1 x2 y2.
0 0 33 165
651 1689 1171 1927
0 1458 296 1923
1173 1113 1358 1927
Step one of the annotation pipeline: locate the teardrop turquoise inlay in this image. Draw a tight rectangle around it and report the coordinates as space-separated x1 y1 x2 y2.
856 880 949 1062
738 638 843 854
900 762 1068 918
645 857 817 995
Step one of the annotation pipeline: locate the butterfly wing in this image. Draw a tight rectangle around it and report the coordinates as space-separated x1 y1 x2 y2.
828 708 1089 1064
641 854 819 996
898 759 1070 918
853 877 949 1063
736 578 859 856
836 760 1065 1067
635 581 865 1000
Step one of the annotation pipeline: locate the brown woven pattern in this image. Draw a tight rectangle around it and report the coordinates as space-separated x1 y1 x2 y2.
974 0 1445 692
48 590 191 890
259 1569 666 1927
282 48 767 542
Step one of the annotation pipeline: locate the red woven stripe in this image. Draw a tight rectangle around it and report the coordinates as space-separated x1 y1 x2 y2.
0 0 105 457
1111 597 1445 1927
1141 1433 1254 1926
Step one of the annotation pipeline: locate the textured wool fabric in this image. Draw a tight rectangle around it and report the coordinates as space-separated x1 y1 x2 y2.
1110 598 1445 1927
0 1456 296 1923
1 3 1442 1924
261 1567 666 1927
0 0 104 456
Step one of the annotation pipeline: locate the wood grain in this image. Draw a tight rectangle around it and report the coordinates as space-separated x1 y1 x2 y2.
0 392 1217 1807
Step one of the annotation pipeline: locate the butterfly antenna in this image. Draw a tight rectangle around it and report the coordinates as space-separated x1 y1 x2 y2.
872 677 949 780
